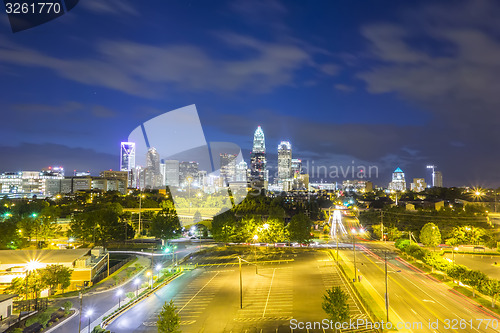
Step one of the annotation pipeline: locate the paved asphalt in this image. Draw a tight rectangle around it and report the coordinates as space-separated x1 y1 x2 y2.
341 241 500 333
105 250 372 333
51 242 197 333
443 253 500 279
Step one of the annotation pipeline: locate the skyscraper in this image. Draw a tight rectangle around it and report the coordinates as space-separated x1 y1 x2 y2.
278 141 292 180
145 147 161 188
120 142 136 171
164 160 180 187
291 158 302 177
179 161 199 187
220 153 237 184
236 161 248 182
434 171 443 187
250 126 267 187
389 167 406 191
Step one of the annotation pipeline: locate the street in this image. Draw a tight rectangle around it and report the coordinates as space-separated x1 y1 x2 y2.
105 250 371 332
341 241 500 333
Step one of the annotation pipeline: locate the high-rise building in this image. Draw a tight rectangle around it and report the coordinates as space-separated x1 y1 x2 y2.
434 171 443 187
388 167 406 191
120 142 136 171
278 141 292 180
164 160 180 187
236 161 248 182
220 153 237 184
411 178 427 192
179 161 199 187
250 126 267 186
145 147 161 188
291 158 302 177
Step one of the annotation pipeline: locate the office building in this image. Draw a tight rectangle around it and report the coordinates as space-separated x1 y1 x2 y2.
250 126 267 187
388 167 406 191
236 161 248 182
145 147 161 188
163 160 180 187
179 161 199 188
291 159 302 177
278 141 292 180
220 153 237 184
434 171 443 187
343 180 373 192
120 142 136 172
411 178 427 192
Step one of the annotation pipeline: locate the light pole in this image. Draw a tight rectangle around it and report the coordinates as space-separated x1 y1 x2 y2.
147 271 152 289
238 256 242 309
156 263 162 281
138 192 145 237
134 278 141 297
117 289 123 308
351 229 357 282
384 251 389 323
253 235 258 274
86 309 93 333
452 247 458 266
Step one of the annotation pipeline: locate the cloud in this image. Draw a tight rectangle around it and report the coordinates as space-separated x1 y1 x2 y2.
91 105 117 118
350 0 500 185
12 101 84 115
80 0 139 16
0 143 117 174
334 84 354 92
0 33 326 97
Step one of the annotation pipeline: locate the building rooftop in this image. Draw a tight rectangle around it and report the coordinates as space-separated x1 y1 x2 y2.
0 249 90 266
0 294 17 302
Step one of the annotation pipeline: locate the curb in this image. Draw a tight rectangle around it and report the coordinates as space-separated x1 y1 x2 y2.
101 271 184 328
43 308 79 333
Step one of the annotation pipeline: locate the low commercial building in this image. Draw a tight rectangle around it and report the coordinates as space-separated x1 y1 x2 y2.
0 294 16 320
0 248 109 292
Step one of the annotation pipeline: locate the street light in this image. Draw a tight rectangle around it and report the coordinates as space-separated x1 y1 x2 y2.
351 229 357 282
146 271 152 289
452 247 459 266
116 289 123 307
134 278 141 297
253 235 259 274
86 309 93 333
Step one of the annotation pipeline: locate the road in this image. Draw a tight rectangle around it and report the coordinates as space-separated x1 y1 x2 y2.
51 241 198 333
105 250 372 333
340 240 500 333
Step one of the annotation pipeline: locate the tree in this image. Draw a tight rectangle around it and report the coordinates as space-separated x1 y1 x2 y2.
322 287 350 326
486 279 500 308
157 300 181 333
150 209 181 240
420 223 441 248
39 264 72 295
288 213 313 243
193 211 202 223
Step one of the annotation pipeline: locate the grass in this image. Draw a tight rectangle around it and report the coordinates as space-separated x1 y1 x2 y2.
444 282 500 316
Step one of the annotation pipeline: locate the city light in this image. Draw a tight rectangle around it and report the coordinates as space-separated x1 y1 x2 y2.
156 264 162 271
26 260 42 271
262 223 269 230
86 309 93 317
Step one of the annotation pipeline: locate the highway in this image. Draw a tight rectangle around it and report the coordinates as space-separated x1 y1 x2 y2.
339 240 500 333
105 249 372 332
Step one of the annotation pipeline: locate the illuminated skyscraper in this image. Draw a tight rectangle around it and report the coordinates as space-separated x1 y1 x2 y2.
278 141 292 180
120 142 136 171
220 153 237 184
389 167 406 191
250 126 267 186
145 147 161 188
291 158 302 177
434 171 443 187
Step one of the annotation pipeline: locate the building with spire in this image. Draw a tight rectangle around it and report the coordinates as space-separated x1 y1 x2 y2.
250 126 267 189
389 167 406 191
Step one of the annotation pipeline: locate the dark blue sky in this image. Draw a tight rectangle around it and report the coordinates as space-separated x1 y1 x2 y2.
1 0 500 187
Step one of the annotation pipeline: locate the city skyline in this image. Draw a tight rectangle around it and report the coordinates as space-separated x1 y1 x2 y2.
1 0 500 187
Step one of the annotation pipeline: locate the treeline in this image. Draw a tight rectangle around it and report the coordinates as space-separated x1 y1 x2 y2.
211 194 319 244
359 205 494 246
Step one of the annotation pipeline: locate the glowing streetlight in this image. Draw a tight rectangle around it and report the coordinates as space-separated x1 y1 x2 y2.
116 289 123 307
262 223 269 230
146 271 152 289
351 229 357 282
86 309 93 333
134 278 141 297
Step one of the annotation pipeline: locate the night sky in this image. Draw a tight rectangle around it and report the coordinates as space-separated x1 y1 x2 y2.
1 0 499 187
